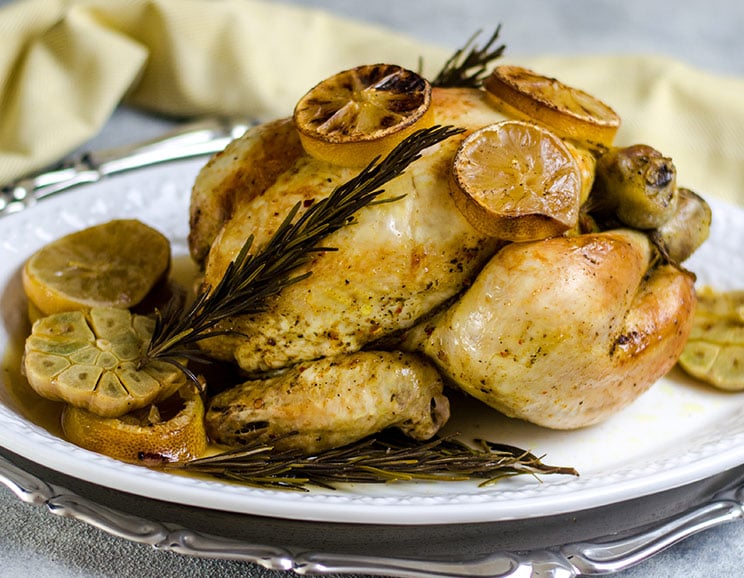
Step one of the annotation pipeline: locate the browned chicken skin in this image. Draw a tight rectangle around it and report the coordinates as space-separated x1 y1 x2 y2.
206 350 449 453
190 82 704 441
401 230 696 429
189 89 509 374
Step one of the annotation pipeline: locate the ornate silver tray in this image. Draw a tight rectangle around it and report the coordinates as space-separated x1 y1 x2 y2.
1 120 743 576
1 447 742 577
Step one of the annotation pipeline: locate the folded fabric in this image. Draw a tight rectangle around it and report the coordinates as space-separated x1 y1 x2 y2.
518 53 744 207
1 0 743 210
0 0 446 185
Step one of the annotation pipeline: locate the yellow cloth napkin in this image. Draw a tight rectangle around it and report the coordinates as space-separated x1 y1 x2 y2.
520 53 744 207
0 0 447 185
1 0 743 209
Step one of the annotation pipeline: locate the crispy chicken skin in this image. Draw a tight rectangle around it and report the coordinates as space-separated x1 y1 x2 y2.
205 351 450 453
189 89 511 373
402 230 696 429
190 81 702 434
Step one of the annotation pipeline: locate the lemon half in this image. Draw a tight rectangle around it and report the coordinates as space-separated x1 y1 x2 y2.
23 219 171 316
293 63 433 167
483 65 620 149
449 120 583 242
62 385 207 464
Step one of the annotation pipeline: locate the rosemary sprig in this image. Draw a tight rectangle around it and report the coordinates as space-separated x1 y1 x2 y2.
431 27 506 88
166 433 578 491
139 125 464 373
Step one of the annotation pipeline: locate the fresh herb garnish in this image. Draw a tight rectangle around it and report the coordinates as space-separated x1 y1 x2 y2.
138 125 465 378
167 433 578 491
139 69 575 490
431 27 506 88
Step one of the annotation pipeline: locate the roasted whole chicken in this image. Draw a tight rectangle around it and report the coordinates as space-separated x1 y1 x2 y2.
188 61 710 451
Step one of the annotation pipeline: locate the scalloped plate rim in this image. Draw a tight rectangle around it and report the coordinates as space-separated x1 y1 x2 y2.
1 158 743 526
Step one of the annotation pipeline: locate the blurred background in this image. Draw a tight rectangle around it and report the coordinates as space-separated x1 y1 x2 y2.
283 0 744 76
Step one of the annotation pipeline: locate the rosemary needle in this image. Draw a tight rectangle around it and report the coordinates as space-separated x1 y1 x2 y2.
147 122 578 491
142 26 509 370
167 433 578 491
431 27 506 88
139 124 465 372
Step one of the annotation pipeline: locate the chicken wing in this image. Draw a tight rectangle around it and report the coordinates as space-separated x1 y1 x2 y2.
205 350 449 453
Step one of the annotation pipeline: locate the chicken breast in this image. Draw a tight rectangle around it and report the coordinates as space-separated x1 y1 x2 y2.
402 230 696 429
205 350 450 454
189 88 511 373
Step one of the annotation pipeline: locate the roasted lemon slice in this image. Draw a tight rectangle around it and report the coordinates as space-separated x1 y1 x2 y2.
483 65 620 149
23 219 170 316
678 287 744 391
293 63 433 167
23 307 187 417
62 385 206 464
449 120 582 241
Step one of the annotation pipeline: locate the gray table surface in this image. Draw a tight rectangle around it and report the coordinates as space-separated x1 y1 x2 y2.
1 0 743 577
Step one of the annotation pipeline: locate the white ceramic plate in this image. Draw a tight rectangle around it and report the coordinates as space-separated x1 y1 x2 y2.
1 157 743 526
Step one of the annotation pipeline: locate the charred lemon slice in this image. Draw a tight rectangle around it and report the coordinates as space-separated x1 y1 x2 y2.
62 385 206 464
293 63 433 167
23 307 187 417
23 219 170 316
449 120 582 241
483 65 620 149
678 287 744 391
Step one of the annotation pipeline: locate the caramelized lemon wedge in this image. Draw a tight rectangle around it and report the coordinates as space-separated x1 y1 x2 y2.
62 385 206 464
449 120 582 241
23 307 187 417
678 287 744 391
22 219 170 317
483 65 620 149
293 63 433 167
